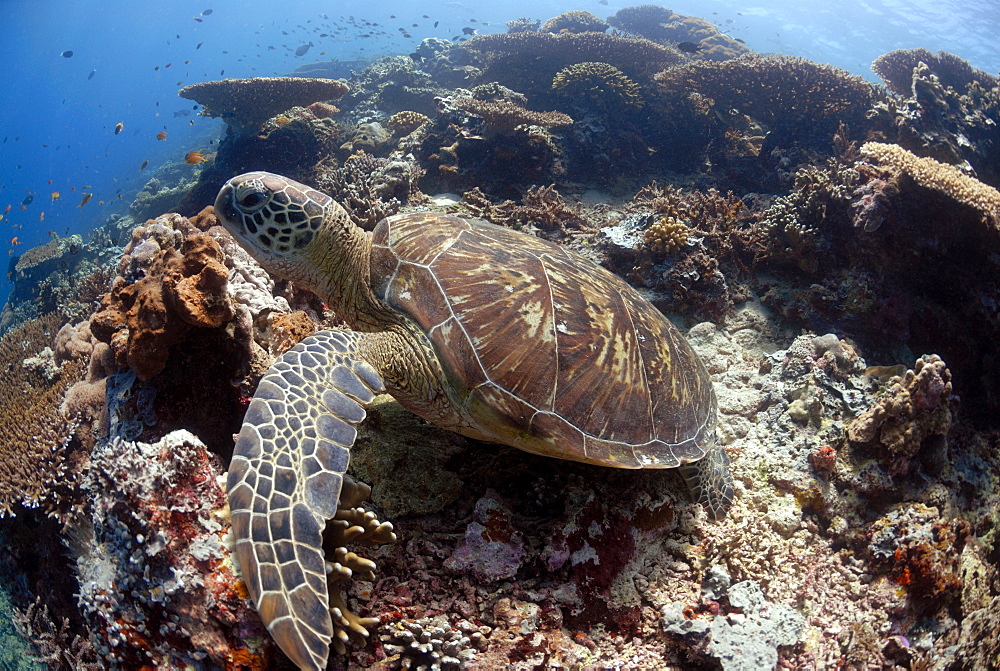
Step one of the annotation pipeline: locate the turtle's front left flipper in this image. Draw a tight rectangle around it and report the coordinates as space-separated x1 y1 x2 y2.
226 330 385 671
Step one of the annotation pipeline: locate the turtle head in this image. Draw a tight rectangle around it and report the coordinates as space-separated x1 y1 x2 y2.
215 171 361 294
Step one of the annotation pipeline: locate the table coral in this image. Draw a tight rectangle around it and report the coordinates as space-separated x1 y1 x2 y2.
872 48 999 96
448 98 573 136
551 61 643 108
178 76 349 133
540 10 608 34
859 142 1000 219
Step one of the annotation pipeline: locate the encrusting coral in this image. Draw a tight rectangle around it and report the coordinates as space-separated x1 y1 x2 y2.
858 142 1000 220
178 76 349 133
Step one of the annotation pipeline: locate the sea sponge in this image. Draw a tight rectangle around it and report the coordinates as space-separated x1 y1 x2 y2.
859 142 1000 218
91 233 235 380
644 216 690 255
552 61 643 108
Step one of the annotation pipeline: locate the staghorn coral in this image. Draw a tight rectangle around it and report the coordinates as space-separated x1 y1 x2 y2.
91 226 235 380
178 77 349 133
11 597 100 670
644 216 690 255
386 110 429 135
322 477 397 655
552 61 643 108
872 48 999 97
447 97 573 136
540 10 608 34
858 142 1000 220
0 312 84 518
463 184 585 233
846 354 952 477
655 55 878 144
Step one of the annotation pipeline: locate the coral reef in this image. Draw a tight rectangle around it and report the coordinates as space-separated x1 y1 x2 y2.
606 5 750 60
178 76 349 134
386 110 429 136
447 98 573 136
643 215 690 255
872 48 999 96
317 152 423 230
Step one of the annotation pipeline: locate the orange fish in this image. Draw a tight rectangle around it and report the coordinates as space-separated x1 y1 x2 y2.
11 237 20 246
98 200 105 205
156 131 167 141
39 212 44 222
47 179 53 185
3 205 10 214
185 150 206 164
51 191 60 202
78 193 92 208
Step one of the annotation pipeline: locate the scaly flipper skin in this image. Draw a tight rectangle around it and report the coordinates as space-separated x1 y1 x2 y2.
226 330 385 671
679 441 734 520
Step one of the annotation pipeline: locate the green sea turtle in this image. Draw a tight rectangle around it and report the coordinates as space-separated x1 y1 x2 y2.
215 171 734 670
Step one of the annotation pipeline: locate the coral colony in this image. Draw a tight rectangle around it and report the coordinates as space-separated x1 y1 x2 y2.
1 6 999 669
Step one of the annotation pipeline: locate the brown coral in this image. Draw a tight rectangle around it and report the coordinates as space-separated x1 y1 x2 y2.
91 233 235 380
386 110 429 135
178 76 349 133
606 6 750 60
0 312 85 517
449 98 572 135
858 142 1000 219
644 216 690 255
552 62 643 108
655 55 877 141
540 10 608 34
846 354 952 476
463 185 585 233
872 48 999 96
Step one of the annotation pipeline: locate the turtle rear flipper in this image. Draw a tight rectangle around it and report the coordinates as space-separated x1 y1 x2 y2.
679 441 734 520
227 330 385 671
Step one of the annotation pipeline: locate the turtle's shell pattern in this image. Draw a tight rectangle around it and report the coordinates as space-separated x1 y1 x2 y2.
370 212 717 469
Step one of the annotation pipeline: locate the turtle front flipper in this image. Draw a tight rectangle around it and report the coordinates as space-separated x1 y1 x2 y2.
679 441 735 520
226 330 386 671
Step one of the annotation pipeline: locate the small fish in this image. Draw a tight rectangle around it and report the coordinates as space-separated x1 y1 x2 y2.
140 160 149 171
61 50 73 58
156 131 167 141
88 69 96 80
51 191 60 202
196 42 204 49
164 63 172 68
117 194 124 200
11 237 20 246
21 193 34 206
154 66 160 71
202 8 213 15
39 212 45 222
2 205 8 215
461 27 476 35
114 122 124 135
434 21 439 28
78 193 92 208
0 214 4 222
295 43 313 56
185 150 206 164
677 41 702 53
98 200 105 205
193 16 203 22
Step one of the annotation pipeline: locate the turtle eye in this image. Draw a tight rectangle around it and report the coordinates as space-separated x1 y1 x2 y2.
235 179 270 213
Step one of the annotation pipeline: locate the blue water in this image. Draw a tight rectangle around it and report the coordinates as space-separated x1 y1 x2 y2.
0 0 997 305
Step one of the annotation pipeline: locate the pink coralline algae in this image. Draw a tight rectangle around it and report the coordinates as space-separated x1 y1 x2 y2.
444 490 524 581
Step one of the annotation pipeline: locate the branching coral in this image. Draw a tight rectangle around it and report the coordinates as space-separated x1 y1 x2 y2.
0 312 84 517
858 142 1000 220
386 110 429 135
846 354 952 476
463 185 585 232
447 98 573 135
644 216 690 255
178 77 349 133
317 152 422 230
552 62 643 108
872 48 999 96
540 10 608 34
655 55 878 142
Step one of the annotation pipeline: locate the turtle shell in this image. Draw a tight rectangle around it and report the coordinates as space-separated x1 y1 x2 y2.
369 212 717 469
